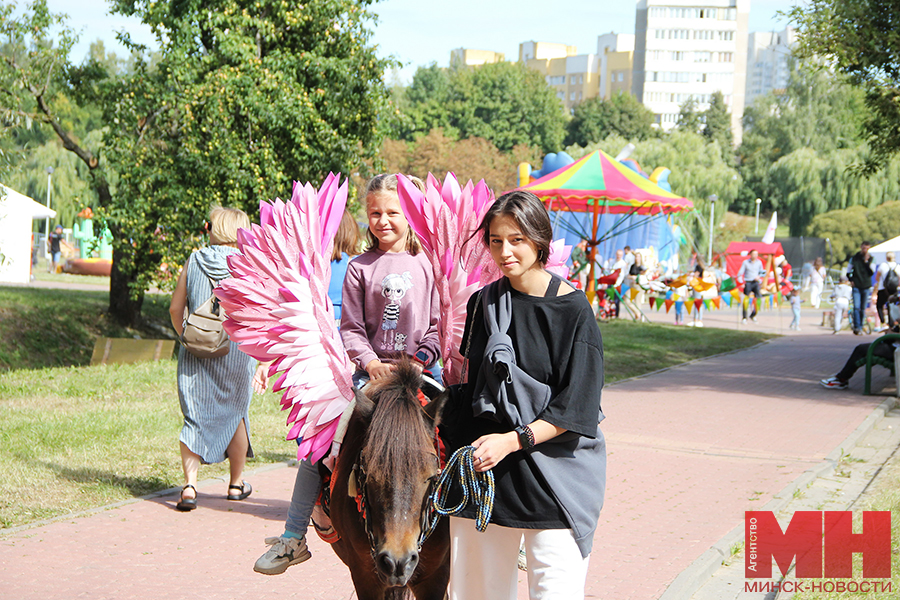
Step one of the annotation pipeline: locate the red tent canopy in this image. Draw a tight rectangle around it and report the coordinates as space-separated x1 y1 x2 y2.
724 242 784 278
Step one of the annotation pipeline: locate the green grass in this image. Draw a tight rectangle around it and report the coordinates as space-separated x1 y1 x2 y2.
0 287 172 370
0 361 292 529
0 287 775 529
600 319 774 383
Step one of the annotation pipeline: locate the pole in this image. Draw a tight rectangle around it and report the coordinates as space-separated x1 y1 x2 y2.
755 198 761 235
44 167 53 259
707 194 717 265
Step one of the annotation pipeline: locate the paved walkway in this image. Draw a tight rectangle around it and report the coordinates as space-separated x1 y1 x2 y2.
1 305 895 599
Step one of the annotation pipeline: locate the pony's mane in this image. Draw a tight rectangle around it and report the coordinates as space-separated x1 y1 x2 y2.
362 361 434 483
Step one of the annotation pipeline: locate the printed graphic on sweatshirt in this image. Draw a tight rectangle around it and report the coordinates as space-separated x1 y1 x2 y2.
380 271 413 350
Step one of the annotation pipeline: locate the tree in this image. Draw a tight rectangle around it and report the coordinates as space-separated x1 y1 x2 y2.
788 0 900 171
676 96 701 133
702 91 733 153
1 0 395 325
399 62 567 153
564 92 655 147
382 128 540 193
807 202 900 264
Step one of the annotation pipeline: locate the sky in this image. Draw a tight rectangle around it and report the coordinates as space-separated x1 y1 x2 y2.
48 0 791 82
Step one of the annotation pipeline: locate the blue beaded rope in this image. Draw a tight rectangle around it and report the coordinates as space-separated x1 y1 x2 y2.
432 445 495 532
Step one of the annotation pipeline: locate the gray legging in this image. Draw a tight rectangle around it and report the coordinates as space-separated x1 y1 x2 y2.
285 459 321 537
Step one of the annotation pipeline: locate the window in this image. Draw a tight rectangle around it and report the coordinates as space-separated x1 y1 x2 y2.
570 92 576 101
579 75 584 84
695 51 711 62
618 72 625 82
671 51 684 61
570 75 577 85
718 31 734 41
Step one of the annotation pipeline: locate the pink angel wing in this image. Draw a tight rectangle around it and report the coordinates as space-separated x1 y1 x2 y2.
398 173 501 385
546 239 573 279
216 174 354 463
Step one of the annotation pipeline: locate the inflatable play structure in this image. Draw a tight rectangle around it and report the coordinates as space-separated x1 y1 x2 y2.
64 207 113 276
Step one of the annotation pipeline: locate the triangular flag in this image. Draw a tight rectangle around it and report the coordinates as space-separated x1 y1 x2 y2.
720 277 736 292
657 299 664 311
673 294 681 302
665 290 673 300
712 297 721 309
722 294 732 307
608 288 617 301
731 289 741 302
649 296 657 309
586 289 596 306
704 299 712 310
761 211 777 244
630 287 640 301
694 299 703 312
664 299 674 313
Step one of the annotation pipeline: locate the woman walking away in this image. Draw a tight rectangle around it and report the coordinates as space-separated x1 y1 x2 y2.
169 206 266 511
440 190 605 600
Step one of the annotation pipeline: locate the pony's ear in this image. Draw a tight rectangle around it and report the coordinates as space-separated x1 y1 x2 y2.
422 389 449 426
353 385 375 422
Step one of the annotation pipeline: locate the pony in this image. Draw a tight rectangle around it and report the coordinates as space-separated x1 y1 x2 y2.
328 361 450 600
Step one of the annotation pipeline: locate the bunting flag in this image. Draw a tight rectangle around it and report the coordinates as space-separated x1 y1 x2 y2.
720 277 736 292
608 288 618 301
630 287 641 301
722 294 732 307
704 299 712 311
586 289 596 306
673 293 681 302
657 299 664 311
712 297 721 309
649 296 657 310
664 299 674 313
743 296 750 309
694 299 703 312
731 289 741 303
768 295 774 309
665 290 673 300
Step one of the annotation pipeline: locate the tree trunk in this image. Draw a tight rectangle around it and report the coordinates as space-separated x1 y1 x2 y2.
108 237 145 328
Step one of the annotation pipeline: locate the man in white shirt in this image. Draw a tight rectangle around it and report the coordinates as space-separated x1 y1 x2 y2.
737 249 765 324
610 249 627 317
875 252 900 331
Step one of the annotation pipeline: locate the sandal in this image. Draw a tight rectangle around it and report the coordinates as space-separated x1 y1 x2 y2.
227 480 252 501
176 484 197 511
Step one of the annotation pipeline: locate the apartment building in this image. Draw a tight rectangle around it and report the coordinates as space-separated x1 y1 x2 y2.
633 0 749 144
449 48 505 67
745 27 795 107
520 41 599 112
597 33 635 99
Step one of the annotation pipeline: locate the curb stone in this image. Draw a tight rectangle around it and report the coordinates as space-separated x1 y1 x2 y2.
661 395 900 600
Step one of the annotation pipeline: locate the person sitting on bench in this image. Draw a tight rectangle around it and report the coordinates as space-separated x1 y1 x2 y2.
821 296 900 389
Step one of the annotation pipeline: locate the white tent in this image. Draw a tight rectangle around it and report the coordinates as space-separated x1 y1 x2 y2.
0 184 56 284
870 235 900 268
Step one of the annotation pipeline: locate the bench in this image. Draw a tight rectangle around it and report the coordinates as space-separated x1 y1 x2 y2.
860 333 900 395
90 337 176 366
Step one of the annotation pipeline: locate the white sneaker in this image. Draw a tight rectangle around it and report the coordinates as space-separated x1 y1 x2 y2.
254 535 311 575
820 376 848 390
741 318 747 324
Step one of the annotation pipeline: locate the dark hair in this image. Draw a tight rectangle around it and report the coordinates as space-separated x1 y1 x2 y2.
362 173 423 255
332 209 360 261
478 190 552 265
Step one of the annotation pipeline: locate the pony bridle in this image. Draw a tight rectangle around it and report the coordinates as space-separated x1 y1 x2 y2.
354 440 442 558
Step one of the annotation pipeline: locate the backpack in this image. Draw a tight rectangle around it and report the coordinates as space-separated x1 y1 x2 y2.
181 276 230 359
884 264 900 294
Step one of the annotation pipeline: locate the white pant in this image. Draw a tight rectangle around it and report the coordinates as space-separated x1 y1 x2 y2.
810 282 823 308
834 300 849 332
448 517 590 600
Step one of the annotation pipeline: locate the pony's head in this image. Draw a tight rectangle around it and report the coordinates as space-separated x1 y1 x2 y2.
356 360 447 588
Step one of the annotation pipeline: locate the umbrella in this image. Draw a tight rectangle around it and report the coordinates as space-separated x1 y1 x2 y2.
517 149 694 294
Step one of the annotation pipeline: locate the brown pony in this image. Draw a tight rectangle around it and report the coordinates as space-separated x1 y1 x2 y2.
328 361 450 600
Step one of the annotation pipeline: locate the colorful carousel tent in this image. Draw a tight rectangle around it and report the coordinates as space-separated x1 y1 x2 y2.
516 149 693 292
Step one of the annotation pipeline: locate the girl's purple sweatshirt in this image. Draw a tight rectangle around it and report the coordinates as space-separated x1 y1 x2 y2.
340 249 441 372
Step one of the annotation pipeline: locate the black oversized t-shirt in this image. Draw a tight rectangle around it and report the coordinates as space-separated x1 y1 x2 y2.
441 279 604 529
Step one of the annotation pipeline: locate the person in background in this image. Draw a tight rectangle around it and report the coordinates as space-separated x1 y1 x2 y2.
168 206 266 512
789 288 803 331
48 224 64 272
831 275 853 334
737 249 765 324
874 252 900 332
847 241 874 335
610 249 627 318
809 257 826 309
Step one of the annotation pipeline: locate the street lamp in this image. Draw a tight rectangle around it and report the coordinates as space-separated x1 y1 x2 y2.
707 194 717 264
44 166 54 259
755 198 761 235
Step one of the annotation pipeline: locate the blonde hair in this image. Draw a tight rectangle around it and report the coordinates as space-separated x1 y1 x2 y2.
209 206 250 246
332 209 361 261
363 174 424 255
888 252 896 262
